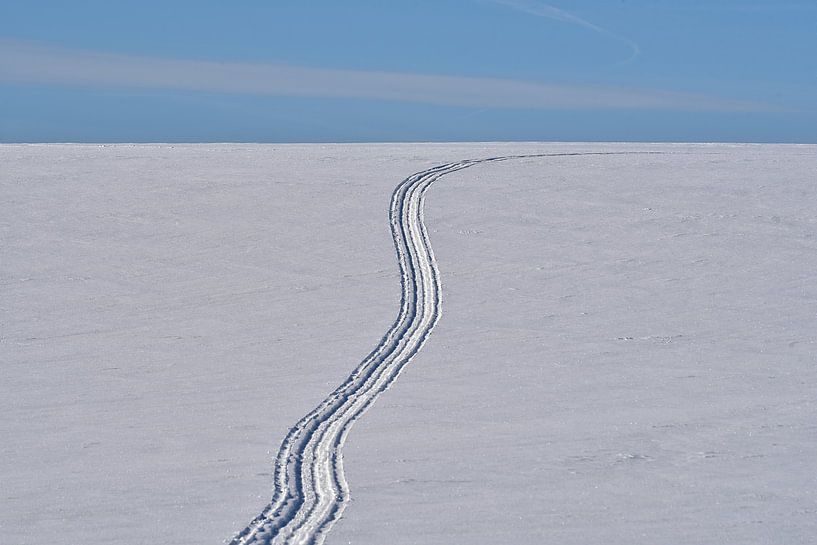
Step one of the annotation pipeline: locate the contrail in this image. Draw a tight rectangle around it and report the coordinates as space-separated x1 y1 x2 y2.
490 0 641 65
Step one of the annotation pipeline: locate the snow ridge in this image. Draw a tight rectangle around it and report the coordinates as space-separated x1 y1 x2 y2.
228 152 657 545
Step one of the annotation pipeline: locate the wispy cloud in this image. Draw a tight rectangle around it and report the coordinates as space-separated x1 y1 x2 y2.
489 0 641 64
0 40 767 112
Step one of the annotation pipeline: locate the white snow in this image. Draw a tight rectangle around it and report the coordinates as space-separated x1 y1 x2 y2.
2 143 816 545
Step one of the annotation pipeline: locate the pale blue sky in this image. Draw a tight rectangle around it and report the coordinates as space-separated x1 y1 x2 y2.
1 0 815 142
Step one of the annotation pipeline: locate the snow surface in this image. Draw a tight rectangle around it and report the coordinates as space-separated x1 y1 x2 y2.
2 143 816 545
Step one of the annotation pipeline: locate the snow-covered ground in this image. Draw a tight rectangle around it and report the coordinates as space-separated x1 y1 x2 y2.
2 143 815 545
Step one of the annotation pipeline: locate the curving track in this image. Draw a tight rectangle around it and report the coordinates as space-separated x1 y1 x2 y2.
229 152 656 545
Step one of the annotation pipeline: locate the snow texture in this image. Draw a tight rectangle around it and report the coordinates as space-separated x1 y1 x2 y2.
2 143 816 545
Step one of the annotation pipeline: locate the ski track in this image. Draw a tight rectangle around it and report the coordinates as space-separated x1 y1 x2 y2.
228 151 662 545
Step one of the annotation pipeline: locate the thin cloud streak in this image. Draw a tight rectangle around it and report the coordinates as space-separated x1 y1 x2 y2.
490 0 641 64
0 41 767 112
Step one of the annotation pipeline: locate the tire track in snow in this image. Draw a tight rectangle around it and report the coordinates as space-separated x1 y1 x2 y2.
229 151 660 545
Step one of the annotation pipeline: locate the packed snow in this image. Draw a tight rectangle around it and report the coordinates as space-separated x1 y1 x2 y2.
2 143 815 545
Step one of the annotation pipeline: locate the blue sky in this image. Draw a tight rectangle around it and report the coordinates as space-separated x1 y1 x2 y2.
1 0 815 142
